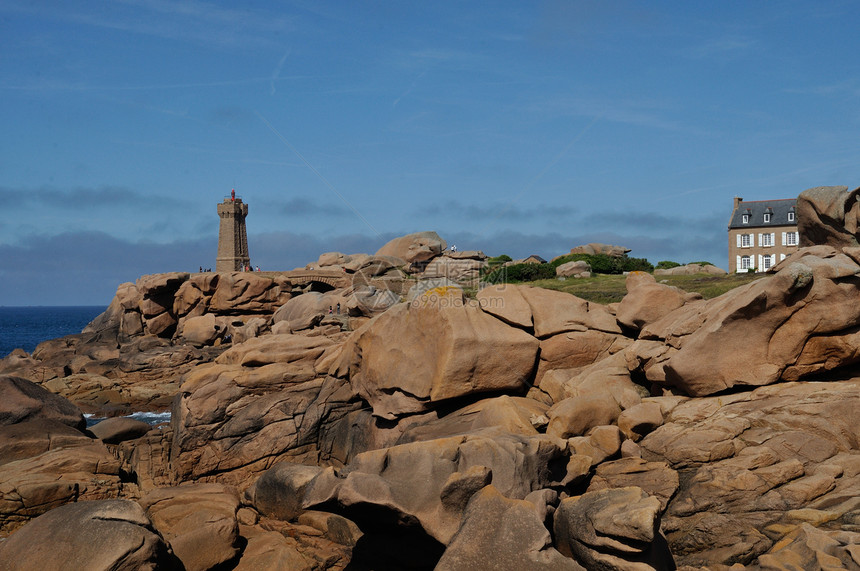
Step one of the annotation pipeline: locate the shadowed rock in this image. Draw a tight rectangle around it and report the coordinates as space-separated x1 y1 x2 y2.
0 375 85 430
0 499 180 570
303 432 568 546
437 485 585 570
554 486 675 571
796 185 858 248
89 416 152 444
139 483 241 571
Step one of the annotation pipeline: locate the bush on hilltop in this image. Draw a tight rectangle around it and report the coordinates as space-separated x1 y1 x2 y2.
484 262 556 283
485 253 654 283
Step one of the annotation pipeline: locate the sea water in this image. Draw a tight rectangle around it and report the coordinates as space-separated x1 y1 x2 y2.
0 306 170 427
0 306 106 357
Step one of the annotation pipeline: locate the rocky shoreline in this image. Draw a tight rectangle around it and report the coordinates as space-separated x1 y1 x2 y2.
2 190 860 569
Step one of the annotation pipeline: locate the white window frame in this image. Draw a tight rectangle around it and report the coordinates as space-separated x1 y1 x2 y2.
785 231 797 246
764 213 771 223
788 211 795 222
741 234 752 248
762 254 774 270
740 255 751 270
760 233 774 247
742 214 749 224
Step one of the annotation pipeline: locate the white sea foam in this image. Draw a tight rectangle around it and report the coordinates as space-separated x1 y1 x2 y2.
86 411 171 428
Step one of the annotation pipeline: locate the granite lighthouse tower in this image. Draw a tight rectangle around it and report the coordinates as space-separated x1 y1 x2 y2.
216 189 250 272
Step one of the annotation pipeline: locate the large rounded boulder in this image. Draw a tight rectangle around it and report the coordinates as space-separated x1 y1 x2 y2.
337 301 540 419
0 499 179 570
375 231 447 263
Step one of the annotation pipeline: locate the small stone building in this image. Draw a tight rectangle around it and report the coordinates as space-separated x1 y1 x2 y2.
728 197 798 273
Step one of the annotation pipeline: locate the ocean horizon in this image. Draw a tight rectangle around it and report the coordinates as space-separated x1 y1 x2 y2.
0 305 107 357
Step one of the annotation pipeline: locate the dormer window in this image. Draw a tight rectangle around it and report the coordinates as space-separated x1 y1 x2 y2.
788 211 795 222
742 213 749 224
763 212 771 223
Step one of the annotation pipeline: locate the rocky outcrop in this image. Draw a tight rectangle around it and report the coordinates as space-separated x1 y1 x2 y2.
303 432 569 546
556 260 591 278
15 335 223 414
405 277 464 303
796 185 858 248
477 284 620 338
757 523 860 570
568 243 631 257
640 379 860 566
554 486 674 570
272 291 347 331
246 462 324 521
9 218 860 568
615 271 702 332
653 263 727 276
628 247 860 396
84 271 293 343
139 483 241 571
0 436 125 535
0 499 179 570
437 485 584 570
417 253 486 283
0 375 85 430
375 231 447 263
0 419 92 466
116 426 174 492
170 334 362 486
336 301 540 419
0 377 131 535
89 416 153 444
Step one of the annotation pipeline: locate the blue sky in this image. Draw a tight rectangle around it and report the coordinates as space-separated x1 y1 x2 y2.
3 1 860 305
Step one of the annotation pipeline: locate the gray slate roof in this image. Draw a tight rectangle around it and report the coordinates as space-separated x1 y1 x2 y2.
728 198 796 229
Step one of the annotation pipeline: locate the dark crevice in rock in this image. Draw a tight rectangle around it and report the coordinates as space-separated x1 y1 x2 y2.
340 504 444 571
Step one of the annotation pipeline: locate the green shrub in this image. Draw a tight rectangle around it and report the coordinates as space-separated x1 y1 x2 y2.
550 253 653 274
484 262 556 283
687 261 713 266
481 254 513 277
656 260 681 270
621 256 654 273
487 253 653 282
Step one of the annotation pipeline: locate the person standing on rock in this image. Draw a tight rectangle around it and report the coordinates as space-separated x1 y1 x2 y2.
336 302 341 314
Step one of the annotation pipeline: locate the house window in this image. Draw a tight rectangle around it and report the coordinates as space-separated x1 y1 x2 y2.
761 233 773 247
741 234 751 247
762 255 773 270
740 255 751 270
788 212 795 222
786 232 797 246
742 214 749 224
764 213 771 223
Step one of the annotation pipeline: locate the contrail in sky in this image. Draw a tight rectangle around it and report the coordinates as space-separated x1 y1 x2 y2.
270 49 291 95
255 111 382 238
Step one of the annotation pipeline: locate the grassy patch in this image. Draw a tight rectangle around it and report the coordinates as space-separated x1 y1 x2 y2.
527 272 765 305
